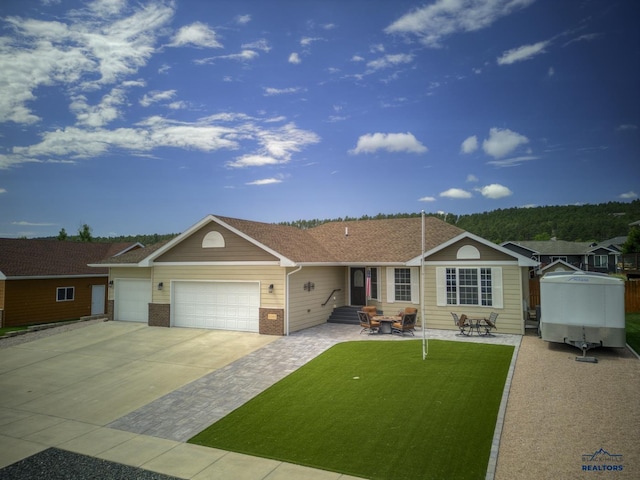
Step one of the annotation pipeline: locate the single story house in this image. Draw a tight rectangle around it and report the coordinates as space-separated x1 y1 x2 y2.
95 214 538 335
0 239 141 327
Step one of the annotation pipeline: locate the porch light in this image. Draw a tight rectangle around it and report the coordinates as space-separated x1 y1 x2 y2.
157 282 163 290
268 284 274 293
108 280 114 288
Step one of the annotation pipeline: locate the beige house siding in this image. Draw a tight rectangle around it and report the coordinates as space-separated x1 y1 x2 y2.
429 238 514 262
155 222 277 263
423 264 524 334
367 266 421 318
108 267 151 301
287 266 345 333
151 265 285 308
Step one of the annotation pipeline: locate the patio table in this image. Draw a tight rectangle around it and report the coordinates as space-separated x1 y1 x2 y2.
372 315 401 334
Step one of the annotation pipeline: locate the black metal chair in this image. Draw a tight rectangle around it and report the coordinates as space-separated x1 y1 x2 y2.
392 312 416 336
358 310 380 334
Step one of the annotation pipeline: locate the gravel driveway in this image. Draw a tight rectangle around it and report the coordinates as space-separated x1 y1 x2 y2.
495 334 640 480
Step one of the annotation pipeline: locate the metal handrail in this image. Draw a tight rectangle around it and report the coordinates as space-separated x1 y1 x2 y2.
321 289 342 306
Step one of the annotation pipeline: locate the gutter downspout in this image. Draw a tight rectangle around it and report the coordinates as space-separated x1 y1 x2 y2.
285 265 303 336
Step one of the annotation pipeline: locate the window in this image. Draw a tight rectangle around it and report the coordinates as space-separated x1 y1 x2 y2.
594 255 608 268
394 268 411 302
551 256 567 263
57 286 75 302
386 267 419 303
438 267 502 308
368 268 379 300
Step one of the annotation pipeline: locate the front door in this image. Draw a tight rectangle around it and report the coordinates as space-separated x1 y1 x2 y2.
91 284 106 315
350 267 366 306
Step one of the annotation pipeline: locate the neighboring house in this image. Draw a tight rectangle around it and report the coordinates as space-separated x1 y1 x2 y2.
501 239 621 275
0 239 141 327
94 215 538 336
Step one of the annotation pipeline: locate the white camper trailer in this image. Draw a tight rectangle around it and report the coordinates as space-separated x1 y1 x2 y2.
540 271 625 357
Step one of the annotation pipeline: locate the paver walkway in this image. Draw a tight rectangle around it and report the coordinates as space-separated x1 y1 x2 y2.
108 324 520 442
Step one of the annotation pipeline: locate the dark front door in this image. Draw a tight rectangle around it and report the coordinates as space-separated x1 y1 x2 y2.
350 267 366 306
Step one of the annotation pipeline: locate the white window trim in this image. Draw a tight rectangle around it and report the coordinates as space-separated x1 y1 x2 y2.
436 266 503 308
386 267 419 304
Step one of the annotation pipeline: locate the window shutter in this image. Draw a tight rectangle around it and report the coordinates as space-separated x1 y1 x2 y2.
386 268 395 303
436 267 447 306
492 267 503 308
410 267 420 304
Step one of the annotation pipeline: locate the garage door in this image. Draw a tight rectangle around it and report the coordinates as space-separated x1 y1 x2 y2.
115 279 151 322
173 281 259 332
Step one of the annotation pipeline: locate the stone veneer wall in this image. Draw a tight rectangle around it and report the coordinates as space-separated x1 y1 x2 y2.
259 308 284 335
149 303 170 327
107 300 114 321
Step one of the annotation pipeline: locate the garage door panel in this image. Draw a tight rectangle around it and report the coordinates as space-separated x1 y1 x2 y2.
173 282 259 332
115 279 151 323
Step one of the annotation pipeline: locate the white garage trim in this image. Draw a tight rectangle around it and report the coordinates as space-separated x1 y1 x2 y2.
114 279 151 323
171 280 260 332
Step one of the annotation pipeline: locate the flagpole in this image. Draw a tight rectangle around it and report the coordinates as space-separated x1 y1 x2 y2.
421 210 428 359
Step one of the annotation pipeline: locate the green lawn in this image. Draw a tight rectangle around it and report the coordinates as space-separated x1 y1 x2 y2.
190 340 514 480
627 312 640 353
0 326 28 336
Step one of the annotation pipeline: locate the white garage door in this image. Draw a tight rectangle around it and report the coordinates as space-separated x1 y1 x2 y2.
115 279 151 323
173 281 260 332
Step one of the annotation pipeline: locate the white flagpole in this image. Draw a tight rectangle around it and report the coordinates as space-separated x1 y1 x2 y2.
421 210 428 359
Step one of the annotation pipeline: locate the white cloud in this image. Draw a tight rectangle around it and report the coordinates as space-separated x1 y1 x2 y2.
477 183 513 199
497 40 550 65
70 85 132 127
169 22 222 48
349 132 428 155
487 155 538 167
235 14 251 25
12 220 56 226
139 89 176 107
300 37 323 47
482 128 529 159
289 52 301 64
548 66 555 77
6 114 319 169
385 0 535 48
263 87 305 96
246 177 282 185
0 1 174 124
419 196 436 202
230 155 281 168
242 39 271 52
440 188 472 199
619 191 638 199
617 124 638 131
0 188 6 194
351 55 365 62
466 174 479 182
197 50 259 65
460 135 478 154
366 53 414 71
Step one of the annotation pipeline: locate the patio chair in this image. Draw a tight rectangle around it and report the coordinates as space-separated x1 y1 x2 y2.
358 310 380 334
451 312 471 336
361 305 378 319
478 312 498 336
392 312 416 336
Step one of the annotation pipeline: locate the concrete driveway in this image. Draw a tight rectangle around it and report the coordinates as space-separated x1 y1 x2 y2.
0 322 288 476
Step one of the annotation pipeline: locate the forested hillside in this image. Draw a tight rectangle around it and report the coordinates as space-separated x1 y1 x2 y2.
282 200 640 244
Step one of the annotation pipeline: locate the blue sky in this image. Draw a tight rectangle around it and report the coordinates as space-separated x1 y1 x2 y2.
1 0 638 238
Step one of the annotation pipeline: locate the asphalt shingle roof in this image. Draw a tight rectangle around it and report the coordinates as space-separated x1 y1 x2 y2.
106 215 466 266
0 239 138 277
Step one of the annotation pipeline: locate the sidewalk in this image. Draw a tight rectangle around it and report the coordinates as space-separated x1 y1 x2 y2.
0 322 519 479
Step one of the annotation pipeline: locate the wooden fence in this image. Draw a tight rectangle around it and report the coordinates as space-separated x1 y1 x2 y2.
626 280 640 312
529 277 640 313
